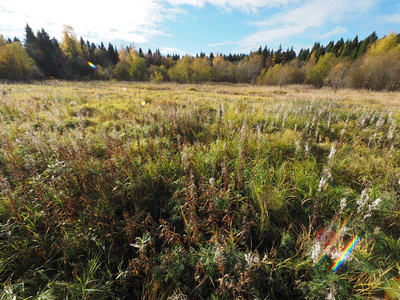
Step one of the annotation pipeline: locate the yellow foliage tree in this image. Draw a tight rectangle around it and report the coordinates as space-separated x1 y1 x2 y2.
168 55 192 83
212 54 233 82
306 53 337 88
0 35 39 80
115 45 147 81
191 56 212 83
370 33 400 54
60 25 82 61
257 60 303 86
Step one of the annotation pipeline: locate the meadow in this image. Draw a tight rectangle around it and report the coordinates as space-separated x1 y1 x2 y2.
0 81 399 299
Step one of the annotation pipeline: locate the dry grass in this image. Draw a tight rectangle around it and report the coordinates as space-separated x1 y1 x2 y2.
0 81 399 299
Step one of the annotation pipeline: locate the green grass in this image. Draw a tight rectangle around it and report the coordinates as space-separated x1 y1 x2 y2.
0 81 399 299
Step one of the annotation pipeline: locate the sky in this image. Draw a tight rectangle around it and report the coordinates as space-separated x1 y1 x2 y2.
0 0 399 56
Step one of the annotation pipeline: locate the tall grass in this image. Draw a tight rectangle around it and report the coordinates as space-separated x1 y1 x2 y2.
0 82 399 299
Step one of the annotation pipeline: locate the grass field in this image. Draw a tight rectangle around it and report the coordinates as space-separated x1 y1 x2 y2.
0 81 400 299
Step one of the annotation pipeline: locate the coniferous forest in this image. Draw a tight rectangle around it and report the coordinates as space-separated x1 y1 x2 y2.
1 24 400 91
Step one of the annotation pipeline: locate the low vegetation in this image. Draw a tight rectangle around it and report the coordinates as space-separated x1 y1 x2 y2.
0 82 399 299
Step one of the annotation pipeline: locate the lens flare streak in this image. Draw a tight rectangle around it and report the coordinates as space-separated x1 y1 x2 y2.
312 216 350 268
331 235 360 272
88 62 98 70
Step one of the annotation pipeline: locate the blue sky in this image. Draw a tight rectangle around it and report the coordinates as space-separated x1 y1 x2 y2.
0 0 399 55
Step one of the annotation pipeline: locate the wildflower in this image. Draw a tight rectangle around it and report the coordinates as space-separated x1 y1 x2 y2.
373 227 380 235
310 243 321 263
369 198 381 211
257 123 262 137
245 252 260 268
304 142 310 155
388 144 394 158
326 284 337 300
318 177 326 192
295 140 301 154
357 189 369 214
329 250 342 261
363 197 382 220
362 213 372 220
387 125 394 140
328 146 336 162
368 133 377 147
339 198 346 214
209 177 215 188
376 116 385 128
322 167 332 181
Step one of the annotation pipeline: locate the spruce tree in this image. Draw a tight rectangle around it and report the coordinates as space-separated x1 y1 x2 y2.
138 48 144 58
24 24 39 61
334 38 344 56
108 43 119 65
357 32 377 58
325 41 335 53
24 24 37 48
36 28 65 78
273 45 283 64
298 49 308 62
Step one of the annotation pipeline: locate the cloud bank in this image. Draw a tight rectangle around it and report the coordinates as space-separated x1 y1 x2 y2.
0 0 182 43
236 0 375 52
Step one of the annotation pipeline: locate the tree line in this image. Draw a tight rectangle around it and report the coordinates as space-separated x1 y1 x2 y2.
1 24 400 91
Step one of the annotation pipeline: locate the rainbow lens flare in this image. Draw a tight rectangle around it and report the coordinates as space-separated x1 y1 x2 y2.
312 216 350 268
88 62 98 70
331 235 360 272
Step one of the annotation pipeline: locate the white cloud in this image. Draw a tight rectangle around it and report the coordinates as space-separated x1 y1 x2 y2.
207 40 239 47
237 0 375 51
0 0 183 44
159 46 190 56
317 26 348 40
238 26 305 52
165 0 299 13
382 14 400 23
